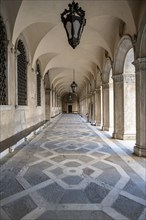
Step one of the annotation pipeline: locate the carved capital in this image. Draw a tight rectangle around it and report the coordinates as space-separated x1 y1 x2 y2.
45 88 51 94
123 74 135 83
112 74 123 83
95 87 101 93
133 58 146 73
102 83 109 89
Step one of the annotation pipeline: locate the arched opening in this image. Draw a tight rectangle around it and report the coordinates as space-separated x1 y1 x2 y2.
113 36 136 140
62 93 79 114
123 48 136 138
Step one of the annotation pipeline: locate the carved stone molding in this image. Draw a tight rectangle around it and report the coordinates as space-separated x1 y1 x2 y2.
133 58 146 72
102 83 109 89
95 87 101 93
45 88 51 94
124 74 135 83
113 74 135 83
112 74 123 83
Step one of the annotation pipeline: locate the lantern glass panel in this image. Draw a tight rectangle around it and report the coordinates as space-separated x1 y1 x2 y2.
73 20 80 38
66 21 72 38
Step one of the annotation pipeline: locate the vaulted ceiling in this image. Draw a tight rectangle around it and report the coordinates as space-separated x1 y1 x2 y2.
1 0 145 96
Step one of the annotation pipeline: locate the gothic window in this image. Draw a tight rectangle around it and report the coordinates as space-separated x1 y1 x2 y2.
36 63 41 106
17 40 27 105
0 16 8 105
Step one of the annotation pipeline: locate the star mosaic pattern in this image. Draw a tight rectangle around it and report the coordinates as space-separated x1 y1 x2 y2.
0 114 146 220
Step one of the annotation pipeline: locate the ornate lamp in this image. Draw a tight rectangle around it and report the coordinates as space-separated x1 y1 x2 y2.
61 0 86 49
70 69 78 93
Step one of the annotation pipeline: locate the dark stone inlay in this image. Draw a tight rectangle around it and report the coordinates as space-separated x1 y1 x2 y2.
37 210 114 220
2 195 37 220
66 146 77 150
91 151 105 158
83 167 94 176
85 145 99 150
92 161 113 170
76 148 89 153
78 155 93 163
51 155 67 163
62 176 83 185
97 169 121 187
50 167 63 176
123 180 146 200
112 195 145 220
33 161 52 169
38 183 65 203
0 177 24 200
85 182 110 203
60 190 89 204
24 165 50 186
38 151 53 158
64 161 81 167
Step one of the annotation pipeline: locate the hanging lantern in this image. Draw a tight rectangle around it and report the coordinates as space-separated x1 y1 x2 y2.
71 81 78 93
61 0 86 49
70 69 78 93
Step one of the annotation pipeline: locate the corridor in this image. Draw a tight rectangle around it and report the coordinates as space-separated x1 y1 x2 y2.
0 114 146 220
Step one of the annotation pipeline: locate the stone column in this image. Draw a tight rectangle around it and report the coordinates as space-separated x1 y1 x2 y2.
87 94 92 122
50 88 53 119
109 80 114 131
93 92 96 122
134 58 146 157
113 74 123 139
95 88 102 126
90 92 95 121
102 83 109 131
113 73 136 140
45 88 50 121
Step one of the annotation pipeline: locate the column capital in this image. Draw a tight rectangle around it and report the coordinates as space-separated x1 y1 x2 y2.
133 57 146 72
95 87 101 93
102 82 109 89
112 74 123 83
45 88 51 93
123 74 135 83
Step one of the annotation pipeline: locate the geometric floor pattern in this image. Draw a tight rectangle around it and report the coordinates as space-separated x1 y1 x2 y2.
0 114 146 220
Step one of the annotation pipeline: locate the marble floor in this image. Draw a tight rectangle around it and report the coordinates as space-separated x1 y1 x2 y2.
0 114 146 220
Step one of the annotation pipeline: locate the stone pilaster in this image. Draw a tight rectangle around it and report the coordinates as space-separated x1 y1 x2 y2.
95 87 102 126
134 58 146 157
112 74 123 139
102 83 109 131
45 88 51 120
113 73 136 140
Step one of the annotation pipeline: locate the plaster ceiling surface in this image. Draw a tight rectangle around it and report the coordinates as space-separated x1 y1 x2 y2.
3 0 140 97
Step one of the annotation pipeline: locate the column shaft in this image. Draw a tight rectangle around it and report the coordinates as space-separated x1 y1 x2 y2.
134 58 146 157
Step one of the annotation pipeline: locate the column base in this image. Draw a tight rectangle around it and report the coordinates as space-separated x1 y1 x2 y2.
102 126 109 131
134 145 146 157
113 132 136 140
96 122 102 126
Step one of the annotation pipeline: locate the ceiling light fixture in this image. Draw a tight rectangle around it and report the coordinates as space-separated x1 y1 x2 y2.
70 69 78 93
61 0 86 49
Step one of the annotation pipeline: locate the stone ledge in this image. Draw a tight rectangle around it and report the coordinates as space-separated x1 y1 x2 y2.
0 120 48 154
